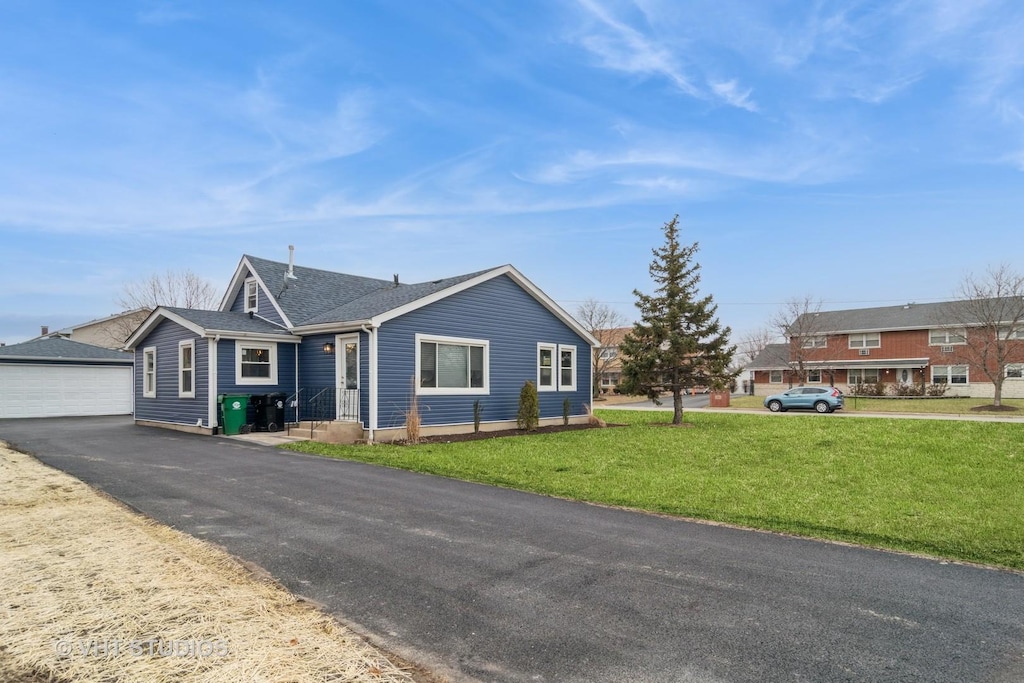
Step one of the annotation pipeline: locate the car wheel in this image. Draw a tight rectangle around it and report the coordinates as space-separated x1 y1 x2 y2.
767 400 783 412
814 401 831 413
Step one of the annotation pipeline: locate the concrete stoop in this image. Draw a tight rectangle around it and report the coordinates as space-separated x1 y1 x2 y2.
289 421 366 444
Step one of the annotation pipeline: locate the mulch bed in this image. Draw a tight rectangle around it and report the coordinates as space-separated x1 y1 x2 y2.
403 422 622 445
970 404 1021 413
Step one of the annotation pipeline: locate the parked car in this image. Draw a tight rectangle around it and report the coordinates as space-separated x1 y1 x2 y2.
764 386 844 413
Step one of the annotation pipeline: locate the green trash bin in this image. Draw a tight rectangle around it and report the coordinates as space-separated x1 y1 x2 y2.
220 394 250 436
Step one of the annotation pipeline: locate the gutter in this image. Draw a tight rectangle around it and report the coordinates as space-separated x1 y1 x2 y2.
360 323 378 443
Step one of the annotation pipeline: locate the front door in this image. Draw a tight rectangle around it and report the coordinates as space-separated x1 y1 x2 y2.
336 334 359 421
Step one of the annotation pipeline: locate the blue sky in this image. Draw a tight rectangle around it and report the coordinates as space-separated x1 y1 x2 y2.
2 0 1023 344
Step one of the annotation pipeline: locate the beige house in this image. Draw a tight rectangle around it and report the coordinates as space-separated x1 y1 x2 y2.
38 309 150 350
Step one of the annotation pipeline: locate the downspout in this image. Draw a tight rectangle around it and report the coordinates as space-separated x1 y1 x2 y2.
360 323 378 443
209 335 221 431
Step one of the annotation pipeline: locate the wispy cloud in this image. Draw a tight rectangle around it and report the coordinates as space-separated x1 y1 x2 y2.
136 1 199 26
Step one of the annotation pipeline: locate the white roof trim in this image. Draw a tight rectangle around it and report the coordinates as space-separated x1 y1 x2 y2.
0 356 132 365
369 265 600 346
125 307 206 349
803 357 930 369
218 256 294 329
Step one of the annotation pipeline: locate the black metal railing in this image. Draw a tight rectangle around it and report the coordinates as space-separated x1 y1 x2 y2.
307 387 335 438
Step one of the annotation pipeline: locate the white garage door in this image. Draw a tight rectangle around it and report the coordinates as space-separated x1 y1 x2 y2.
0 364 133 418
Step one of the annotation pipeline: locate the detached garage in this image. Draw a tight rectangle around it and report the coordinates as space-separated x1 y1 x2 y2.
0 338 133 418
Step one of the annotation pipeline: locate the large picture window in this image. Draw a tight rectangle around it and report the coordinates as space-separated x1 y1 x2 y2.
143 347 156 398
179 340 195 398
848 368 879 385
417 334 488 395
235 341 277 385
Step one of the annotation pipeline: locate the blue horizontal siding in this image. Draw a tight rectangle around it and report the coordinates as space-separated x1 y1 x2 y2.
216 338 298 425
228 268 287 327
376 274 592 429
296 332 368 427
133 319 208 426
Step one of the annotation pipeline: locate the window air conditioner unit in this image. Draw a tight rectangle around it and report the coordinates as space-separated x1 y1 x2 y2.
858 348 870 356
941 345 953 353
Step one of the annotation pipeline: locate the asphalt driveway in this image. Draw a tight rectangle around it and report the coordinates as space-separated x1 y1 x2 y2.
3 417 1022 682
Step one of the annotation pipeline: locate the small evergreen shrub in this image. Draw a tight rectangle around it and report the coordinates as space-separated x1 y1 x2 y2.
517 380 539 431
473 399 482 433
562 398 571 426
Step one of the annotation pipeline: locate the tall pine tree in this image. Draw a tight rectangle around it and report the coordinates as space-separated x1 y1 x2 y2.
620 215 735 425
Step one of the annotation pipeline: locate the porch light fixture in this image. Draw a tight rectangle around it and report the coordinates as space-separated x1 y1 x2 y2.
323 342 334 355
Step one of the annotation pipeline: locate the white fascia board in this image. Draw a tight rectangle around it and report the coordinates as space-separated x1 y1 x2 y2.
290 320 374 335
368 265 601 347
0 356 132 365
204 329 301 343
804 357 930 369
124 307 206 349
217 256 294 329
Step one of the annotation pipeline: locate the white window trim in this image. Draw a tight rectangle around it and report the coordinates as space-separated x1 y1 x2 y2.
800 336 827 349
235 340 278 385
244 278 258 313
807 370 822 383
178 339 195 398
769 370 783 383
558 344 577 392
415 333 489 396
1006 363 1024 379
928 328 966 345
143 346 157 398
848 333 881 349
537 342 557 392
931 364 969 385
598 347 617 360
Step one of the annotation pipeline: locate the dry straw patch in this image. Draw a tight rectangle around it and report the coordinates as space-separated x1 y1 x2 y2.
0 445 416 683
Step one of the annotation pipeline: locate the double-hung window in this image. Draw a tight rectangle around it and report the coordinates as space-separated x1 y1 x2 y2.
807 370 822 383
932 365 968 384
538 343 576 391
848 333 880 349
244 278 258 313
143 347 157 398
1006 364 1024 379
417 334 488 394
848 368 879 385
800 336 827 349
769 370 783 383
178 340 195 398
929 329 966 345
235 341 277 385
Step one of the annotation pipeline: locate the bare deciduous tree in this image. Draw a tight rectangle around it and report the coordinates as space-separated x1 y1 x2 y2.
111 269 220 343
576 298 627 399
770 296 828 386
736 326 780 367
942 264 1024 408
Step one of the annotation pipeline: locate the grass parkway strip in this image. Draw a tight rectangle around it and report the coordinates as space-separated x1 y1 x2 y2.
284 409 1024 571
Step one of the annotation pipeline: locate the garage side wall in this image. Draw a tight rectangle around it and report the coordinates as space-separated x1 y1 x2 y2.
133 319 208 427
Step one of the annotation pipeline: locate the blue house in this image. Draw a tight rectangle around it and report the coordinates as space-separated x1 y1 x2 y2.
125 251 597 441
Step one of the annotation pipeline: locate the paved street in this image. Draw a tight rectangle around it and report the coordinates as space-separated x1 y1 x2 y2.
2 416 1022 682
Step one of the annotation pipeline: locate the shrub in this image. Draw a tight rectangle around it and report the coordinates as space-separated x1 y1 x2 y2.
562 398 571 426
926 383 949 397
473 399 481 433
517 380 539 431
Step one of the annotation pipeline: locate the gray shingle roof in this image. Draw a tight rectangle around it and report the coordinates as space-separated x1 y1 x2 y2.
296 269 493 326
0 337 133 362
792 298 1023 334
245 255 396 326
164 307 293 336
745 343 791 370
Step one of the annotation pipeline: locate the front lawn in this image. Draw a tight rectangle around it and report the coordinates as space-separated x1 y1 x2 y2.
283 411 1024 570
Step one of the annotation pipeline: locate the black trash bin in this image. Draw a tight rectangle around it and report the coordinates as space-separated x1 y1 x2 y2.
249 394 268 431
253 392 286 432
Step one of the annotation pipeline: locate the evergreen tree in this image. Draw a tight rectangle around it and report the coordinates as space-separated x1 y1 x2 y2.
620 215 736 425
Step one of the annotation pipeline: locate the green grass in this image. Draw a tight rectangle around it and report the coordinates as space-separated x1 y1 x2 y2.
283 410 1024 569
729 394 1024 414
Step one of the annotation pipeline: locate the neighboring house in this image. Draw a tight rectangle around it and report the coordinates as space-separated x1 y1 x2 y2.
746 300 1024 398
124 252 597 441
0 337 133 418
35 309 150 350
594 327 631 392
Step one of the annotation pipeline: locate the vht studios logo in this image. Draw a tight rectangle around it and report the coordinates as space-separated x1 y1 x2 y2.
55 637 230 658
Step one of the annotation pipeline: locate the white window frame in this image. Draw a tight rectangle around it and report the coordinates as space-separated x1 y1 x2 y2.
537 343 557 392
1005 364 1024 379
558 344 577 392
800 336 827 349
932 365 968 385
235 341 277 385
598 347 617 360
929 328 966 345
178 339 195 398
848 368 880 385
415 334 489 396
244 278 258 313
807 369 822 383
769 370 783 383
143 346 157 398
848 333 880 349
